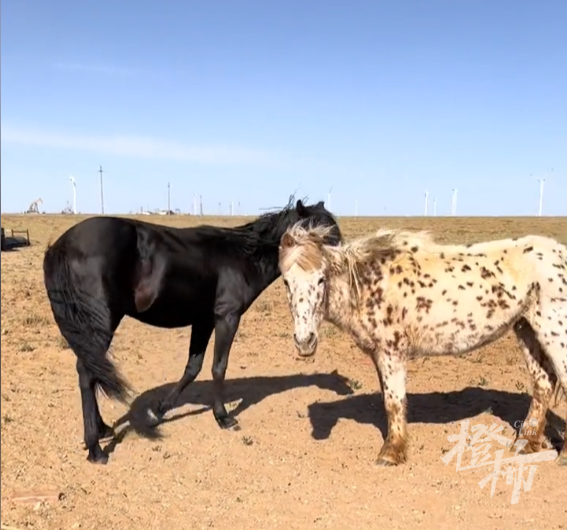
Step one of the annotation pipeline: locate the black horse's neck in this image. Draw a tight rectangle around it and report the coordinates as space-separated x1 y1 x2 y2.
232 202 341 292
234 206 302 286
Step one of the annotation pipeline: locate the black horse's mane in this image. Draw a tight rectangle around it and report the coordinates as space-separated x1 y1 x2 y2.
235 194 304 231
209 194 332 255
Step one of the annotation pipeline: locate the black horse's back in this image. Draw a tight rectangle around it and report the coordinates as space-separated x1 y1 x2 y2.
43 217 136 404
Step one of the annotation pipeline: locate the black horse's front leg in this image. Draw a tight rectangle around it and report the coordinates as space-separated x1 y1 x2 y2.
211 312 241 430
148 318 215 426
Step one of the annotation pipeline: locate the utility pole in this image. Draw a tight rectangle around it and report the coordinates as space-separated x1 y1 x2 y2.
69 175 77 214
99 165 105 214
167 182 171 212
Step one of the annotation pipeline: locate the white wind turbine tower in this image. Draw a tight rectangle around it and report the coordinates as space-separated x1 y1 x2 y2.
69 174 77 214
433 197 437 216
538 177 545 217
451 188 458 216
327 186 333 210
536 168 552 217
424 190 429 216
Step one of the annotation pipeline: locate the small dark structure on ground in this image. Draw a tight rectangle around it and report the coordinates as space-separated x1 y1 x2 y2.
1 227 31 251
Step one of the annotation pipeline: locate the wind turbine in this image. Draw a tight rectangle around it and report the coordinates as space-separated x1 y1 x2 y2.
536 168 553 217
327 186 333 210
433 197 437 216
424 190 429 216
69 174 77 214
537 177 545 217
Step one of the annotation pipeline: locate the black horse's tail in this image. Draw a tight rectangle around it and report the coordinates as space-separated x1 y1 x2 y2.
43 241 132 404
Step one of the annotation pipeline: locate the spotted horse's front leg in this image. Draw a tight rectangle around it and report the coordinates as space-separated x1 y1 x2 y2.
372 351 409 466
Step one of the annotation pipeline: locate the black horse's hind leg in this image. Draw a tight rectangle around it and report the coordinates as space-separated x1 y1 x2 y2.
211 312 241 430
149 319 214 424
77 359 110 464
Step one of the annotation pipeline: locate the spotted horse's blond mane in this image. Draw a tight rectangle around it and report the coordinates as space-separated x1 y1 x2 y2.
279 222 437 302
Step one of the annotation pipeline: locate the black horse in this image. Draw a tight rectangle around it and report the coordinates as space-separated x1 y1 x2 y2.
43 197 342 464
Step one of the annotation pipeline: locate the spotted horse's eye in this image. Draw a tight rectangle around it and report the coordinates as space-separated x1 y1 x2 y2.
318 277 325 286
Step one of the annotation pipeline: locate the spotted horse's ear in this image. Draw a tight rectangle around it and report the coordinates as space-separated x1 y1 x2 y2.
280 232 296 249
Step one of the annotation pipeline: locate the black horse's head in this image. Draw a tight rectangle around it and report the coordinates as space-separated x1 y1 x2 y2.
244 195 342 251
291 199 342 247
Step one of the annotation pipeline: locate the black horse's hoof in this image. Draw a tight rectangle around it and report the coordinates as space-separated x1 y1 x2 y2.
215 415 240 431
87 447 108 465
146 407 164 427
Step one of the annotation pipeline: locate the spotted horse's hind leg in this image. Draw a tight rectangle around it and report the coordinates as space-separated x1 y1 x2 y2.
511 318 557 456
528 305 567 466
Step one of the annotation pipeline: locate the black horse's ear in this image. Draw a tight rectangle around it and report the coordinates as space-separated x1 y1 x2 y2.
296 199 308 216
316 200 325 208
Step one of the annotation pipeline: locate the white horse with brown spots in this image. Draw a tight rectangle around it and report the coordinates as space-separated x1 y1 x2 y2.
278 222 567 467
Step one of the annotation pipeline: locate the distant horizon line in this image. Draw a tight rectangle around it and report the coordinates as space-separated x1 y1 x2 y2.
1 211 565 219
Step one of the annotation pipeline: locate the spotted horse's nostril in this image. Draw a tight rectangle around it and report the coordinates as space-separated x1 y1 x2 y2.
294 332 315 345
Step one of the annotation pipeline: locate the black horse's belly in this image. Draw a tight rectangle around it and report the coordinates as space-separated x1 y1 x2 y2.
126 278 214 329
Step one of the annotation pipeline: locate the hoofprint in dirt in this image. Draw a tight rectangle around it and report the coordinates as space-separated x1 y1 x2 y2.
1 215 566 530
278 223 567 467
41 199 342 464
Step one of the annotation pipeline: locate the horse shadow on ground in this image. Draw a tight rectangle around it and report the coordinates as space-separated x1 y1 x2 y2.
102 378 565 458
102 370 355 457
308 387 566 451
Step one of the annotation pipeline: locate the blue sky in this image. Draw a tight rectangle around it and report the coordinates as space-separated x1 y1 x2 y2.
1 0 565 216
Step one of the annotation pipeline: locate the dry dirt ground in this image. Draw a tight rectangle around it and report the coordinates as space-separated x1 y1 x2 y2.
1 214 566 530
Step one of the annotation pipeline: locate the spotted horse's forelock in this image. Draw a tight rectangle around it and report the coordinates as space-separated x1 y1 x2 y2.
278 222 567 467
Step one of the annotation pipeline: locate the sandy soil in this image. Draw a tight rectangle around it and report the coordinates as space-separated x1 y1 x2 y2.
1 214 566 530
